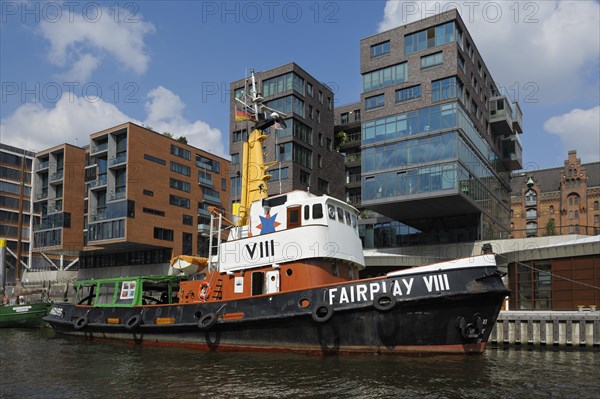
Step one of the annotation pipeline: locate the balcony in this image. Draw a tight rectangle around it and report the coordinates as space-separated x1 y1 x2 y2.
345 174 362 189
198 223 210 233
347 195 362 206
489 96 522 137
49 170 63 183
36 161 49 171
203 194 221 205
48 199 63 214
89 176 107 190
198 208 211 218
198 176 213 187
344 152 361 166
502 136 523 170
91 142 108 155
109 153 127 168
35 189 48 201
108 191 126 202
89 211 107 222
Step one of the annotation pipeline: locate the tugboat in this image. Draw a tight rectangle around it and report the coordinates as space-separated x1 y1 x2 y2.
44 71 509 354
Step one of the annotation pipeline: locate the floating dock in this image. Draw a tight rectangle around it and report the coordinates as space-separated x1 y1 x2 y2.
490 310 600 347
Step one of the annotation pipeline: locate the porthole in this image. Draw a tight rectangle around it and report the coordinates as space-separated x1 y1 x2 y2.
286 268 293 276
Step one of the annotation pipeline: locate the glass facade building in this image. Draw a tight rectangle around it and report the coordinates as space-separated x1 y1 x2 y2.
353 10 523 247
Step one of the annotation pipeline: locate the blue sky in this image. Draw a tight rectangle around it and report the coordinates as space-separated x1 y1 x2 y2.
1 1 599 169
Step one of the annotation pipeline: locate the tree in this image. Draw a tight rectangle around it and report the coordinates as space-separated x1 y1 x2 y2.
176 136 188 144
545 219 556 236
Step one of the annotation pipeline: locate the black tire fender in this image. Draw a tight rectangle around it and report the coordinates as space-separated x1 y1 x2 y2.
198 313 217 330
125 314 143 330
73 316 88 330
373 293 396 312
311 303 333 323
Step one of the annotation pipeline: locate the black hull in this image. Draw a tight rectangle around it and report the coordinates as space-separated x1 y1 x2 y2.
45 266 509 354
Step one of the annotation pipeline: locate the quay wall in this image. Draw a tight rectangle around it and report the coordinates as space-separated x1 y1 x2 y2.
490 310 600 347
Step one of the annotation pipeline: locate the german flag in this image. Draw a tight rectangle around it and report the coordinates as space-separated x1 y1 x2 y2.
235 109 255 122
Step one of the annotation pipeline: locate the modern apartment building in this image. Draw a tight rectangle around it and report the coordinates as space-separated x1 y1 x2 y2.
81 122 230 269
511 150 600 238
0 144 36 261
26 122 231 274
229 63 344 207
32 144 86 264
351 10 523 247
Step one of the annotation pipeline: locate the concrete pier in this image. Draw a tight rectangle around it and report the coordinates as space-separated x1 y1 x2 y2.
490 310 600 347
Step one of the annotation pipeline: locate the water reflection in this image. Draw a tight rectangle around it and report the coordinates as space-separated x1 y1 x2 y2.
1 329 598 399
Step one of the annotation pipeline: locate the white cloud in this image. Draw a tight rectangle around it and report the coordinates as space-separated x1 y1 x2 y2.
143 86 225 156
57 53 101 82
0 87 226 158
544 106 600 163
39 5 155 80
378 1 600 103
0 95 136 152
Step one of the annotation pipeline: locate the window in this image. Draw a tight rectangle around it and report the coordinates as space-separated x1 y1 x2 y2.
170 178 191 193
308 105 314 119
405 21 457 55
293 144 312 169
277 142 292 162
371 41 390 58
144 154 166 166
313 204 323 219
594 215 599 224
318 178 329 194
183 214 193 226
231 153 239 165
198 170 212 186
299 170 310 185
421 52 443 69
171 144 191 160
363 63 407 93
170 161 190 177
262 72 304 97
432 76 463 103
143 189 153 197
267 95 304 117
182 232 193 256
307 82 313 96
304 205 310 220
170 195 190 209
318 91 323 104
525 189 537 206
365 94 384 110
143 208 164 216
202 187 220 202
233 129 248 143
595 201 599 210
196 155 220 173
316 110 320 123
318 133 323 146
327 97 332 110
549 206 554 214
395 85 421 103
221 178 226 191
328 204 335 219
516 263 551 310
268 167 289 181
287 206 301 229
457 53 465 71
340 113 349 124
337 207 344 223
327 138 333 151
154 227 174 241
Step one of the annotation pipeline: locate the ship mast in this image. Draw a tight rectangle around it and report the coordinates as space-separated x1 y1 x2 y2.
235 69 287 227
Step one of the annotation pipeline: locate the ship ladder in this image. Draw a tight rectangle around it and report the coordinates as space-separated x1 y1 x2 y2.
208 212 223 271
213 279 224 300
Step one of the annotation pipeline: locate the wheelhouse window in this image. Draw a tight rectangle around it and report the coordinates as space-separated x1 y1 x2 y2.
287 206 301 229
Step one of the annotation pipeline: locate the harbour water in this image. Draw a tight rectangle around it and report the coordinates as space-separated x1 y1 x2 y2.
1 328 598 399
